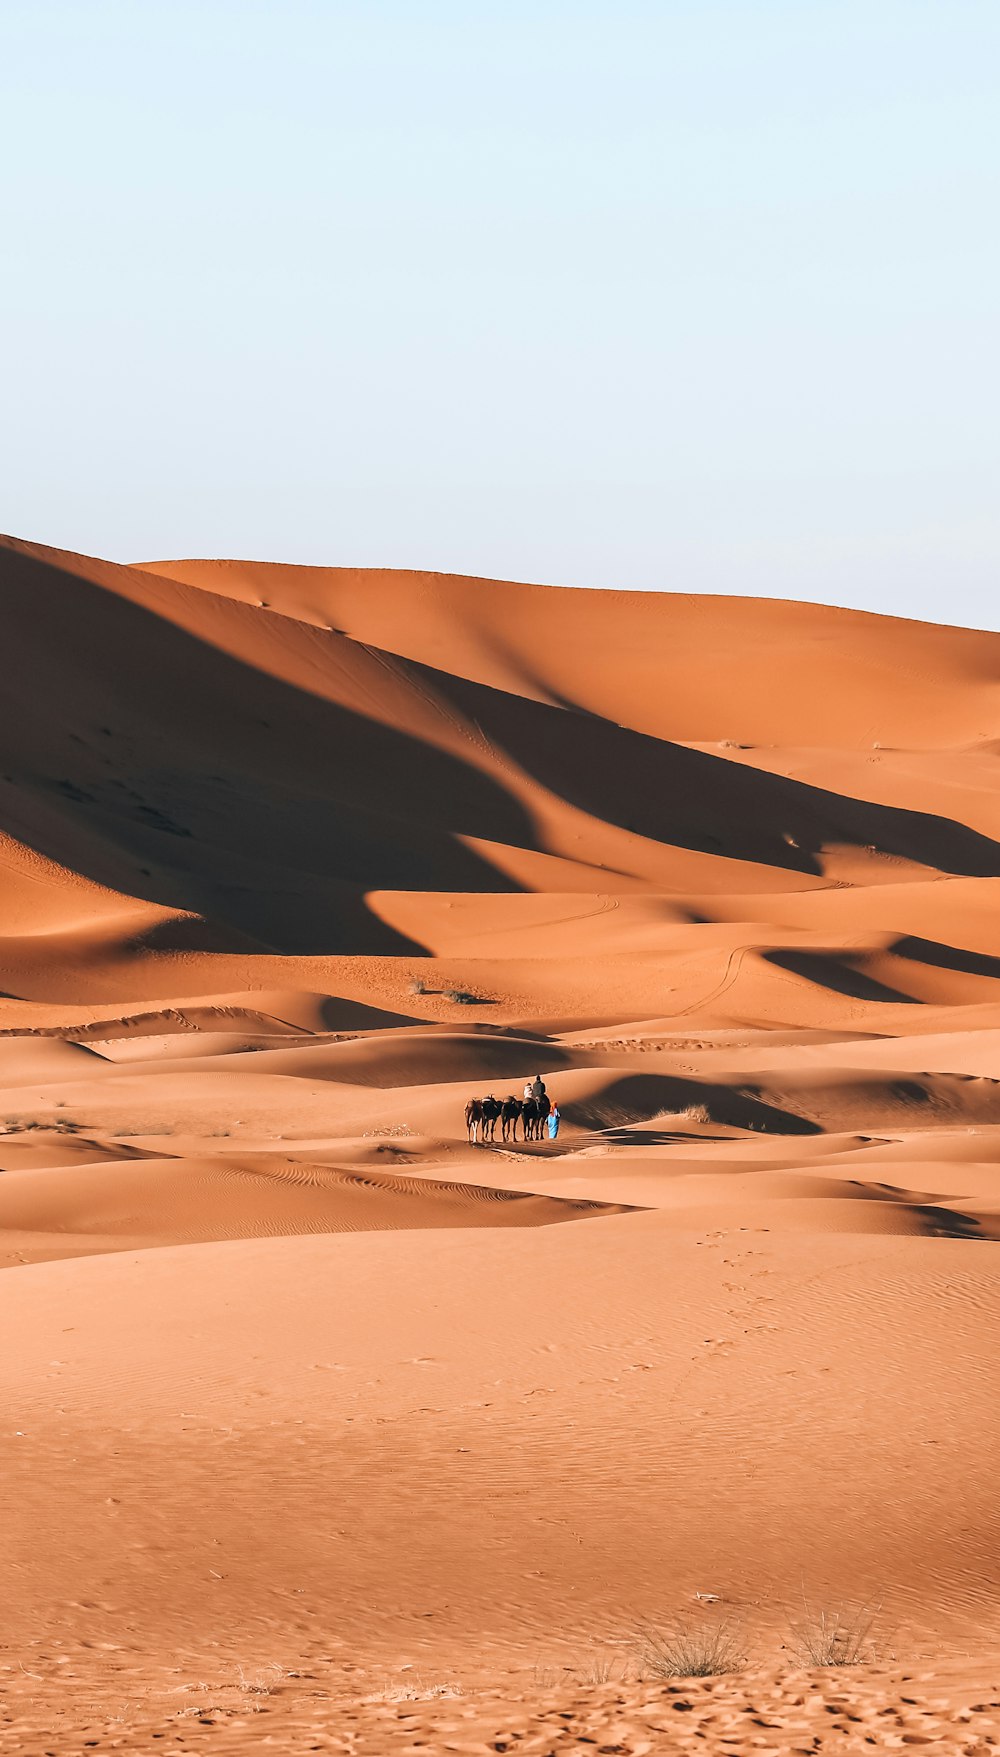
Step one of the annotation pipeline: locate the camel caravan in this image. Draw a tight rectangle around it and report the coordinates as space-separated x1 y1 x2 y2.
465 1075 560 1145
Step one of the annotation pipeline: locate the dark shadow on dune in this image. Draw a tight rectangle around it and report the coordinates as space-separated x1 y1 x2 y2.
599 1126 738 1145
428 668 1000 880
0 546 540 955
889 1078 935 1104
763 949 920 1004
305 1036 574 1089
564 1073 822 1135
892 935 1000 981
317 998 426 1032
908 1202 997 1241
125 916 268 955
756 1070 1000 1134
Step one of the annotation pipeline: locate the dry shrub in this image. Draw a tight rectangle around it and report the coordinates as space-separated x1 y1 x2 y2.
581 1655 618 1684
632 1620 744 1679
532 1664 562 1690
1 1116 81 1135
680 1103 712 1125
234 1662 287 1695
787 1599 879 1667
367 1679 462 1703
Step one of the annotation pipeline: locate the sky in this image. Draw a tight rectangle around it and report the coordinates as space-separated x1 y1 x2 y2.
2 0 998 625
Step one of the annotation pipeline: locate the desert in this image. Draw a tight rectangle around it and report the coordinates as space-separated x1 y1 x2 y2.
2 532 1000 1753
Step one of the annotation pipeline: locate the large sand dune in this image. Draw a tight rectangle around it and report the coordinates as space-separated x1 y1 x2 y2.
2 534 1000 1752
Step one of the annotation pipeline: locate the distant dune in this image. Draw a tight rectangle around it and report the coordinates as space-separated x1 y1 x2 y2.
2 533 1000 1751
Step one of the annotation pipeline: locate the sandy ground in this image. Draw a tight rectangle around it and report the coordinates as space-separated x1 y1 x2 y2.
2 534 1000 1751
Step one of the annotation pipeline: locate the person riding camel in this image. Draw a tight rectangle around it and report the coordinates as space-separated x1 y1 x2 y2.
531 1074 547 1101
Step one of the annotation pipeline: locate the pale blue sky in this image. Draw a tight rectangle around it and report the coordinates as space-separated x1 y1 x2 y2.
2 1 998 624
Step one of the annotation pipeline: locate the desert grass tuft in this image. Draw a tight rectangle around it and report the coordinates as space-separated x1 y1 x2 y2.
580 1654 619 1684
366 1678 463 1703
234 1662 288 1695
631 1620 744 1679
679 1103 712 1125
787 1599 879 1667
1 1115 82 1135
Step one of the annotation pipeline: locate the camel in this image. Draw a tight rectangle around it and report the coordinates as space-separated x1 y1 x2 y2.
481 1094 502 1142
466 1095 502 1144
501 1095 522 1141
520 1093 551 1141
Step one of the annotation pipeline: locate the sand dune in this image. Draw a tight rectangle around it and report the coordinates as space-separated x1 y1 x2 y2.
2 534 1000 1748
0 1152 627 1266
141 554 1000 747
0 1035 108 1084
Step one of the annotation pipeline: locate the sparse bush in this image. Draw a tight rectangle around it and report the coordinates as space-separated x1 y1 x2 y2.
0 1115 82 1135
581 1655 618 1684
680 1103 712 1125
409 977 429 996
532 1665 562 1690
787 1599 878 1667
234 1662 286 1696
632 1620 744 1679
366 1678 463 1703
445 989 479 1005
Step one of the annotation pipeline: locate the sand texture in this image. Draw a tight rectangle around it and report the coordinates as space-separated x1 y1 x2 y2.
2 534 1000 1751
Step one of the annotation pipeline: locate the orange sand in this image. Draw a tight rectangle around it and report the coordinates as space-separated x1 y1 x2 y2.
2 533 1000 1752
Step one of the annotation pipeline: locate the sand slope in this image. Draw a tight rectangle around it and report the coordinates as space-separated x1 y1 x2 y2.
2 534 1000 1747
